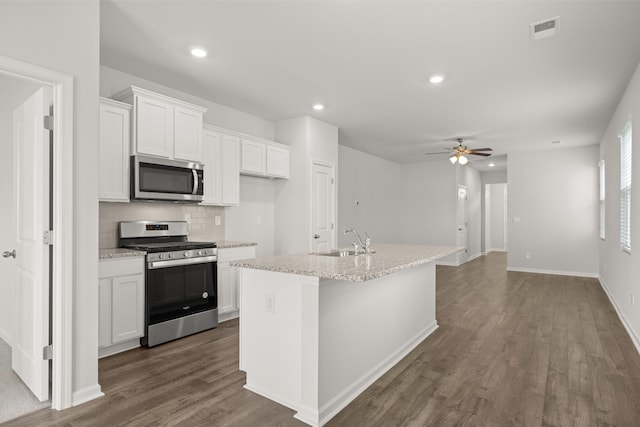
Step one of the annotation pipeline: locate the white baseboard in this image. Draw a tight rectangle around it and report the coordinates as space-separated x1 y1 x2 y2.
599 277 640 355
219 309 239 323
72 384 104 407
436 260 459 266
317 321 439 426
487 248 506 253
98 339 140 359
437 252 482 267
506 266 598 278
0 327 11 347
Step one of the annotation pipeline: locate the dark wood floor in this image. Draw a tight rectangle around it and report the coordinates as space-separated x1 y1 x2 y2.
6 253 640 426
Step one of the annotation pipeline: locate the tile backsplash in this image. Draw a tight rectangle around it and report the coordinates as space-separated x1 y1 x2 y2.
99 202 225 248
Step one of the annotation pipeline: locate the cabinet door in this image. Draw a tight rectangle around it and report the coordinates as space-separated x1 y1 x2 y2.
266 145 290 178
240 139 266 175
98 278 112 348
173 105 203 161
202 129 222 205
135 95 173 158
217 262 237 314
111 273 144 344
99 101 130 201
221 134 240 206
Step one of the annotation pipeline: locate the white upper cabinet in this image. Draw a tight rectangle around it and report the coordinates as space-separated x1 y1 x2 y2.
240 137 290 179
241 139 267 176
114 86 207 161
221 134 241 205
202 125 240 206
99 98 131 202
266 145 290 178
174 105 203 161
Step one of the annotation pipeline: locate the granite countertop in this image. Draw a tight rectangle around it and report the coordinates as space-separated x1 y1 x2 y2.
216 240 258 249
99 248 146 260
231 243 462 282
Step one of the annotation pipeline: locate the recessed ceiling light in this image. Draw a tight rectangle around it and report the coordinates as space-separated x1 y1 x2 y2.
313 103 324 111
429 75 445 84
190 48 207 58
489 163 495 167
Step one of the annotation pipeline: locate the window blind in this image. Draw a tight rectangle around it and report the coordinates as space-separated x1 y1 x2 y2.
599 160 605 240
620 121 632 252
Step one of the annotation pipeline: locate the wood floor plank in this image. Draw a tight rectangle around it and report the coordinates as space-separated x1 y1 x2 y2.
6 253 640 427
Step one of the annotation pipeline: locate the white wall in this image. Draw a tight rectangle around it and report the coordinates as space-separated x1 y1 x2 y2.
0 75 41 345
100 65 279 256
337 146 401 246
0 0 101 402
226 176 275 257
599 60 640 351
275 116 339 255
508 146 599 276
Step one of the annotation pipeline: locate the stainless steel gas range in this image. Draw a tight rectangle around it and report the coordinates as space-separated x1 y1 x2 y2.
119 221 218 347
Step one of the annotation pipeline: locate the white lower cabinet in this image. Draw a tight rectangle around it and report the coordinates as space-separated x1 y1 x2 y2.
217 246 256 322
99 256 145 358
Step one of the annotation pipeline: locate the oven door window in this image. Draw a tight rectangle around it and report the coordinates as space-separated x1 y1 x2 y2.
147 261 217 324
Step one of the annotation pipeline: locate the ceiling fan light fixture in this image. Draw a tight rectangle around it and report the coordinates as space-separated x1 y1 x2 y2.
449 154 458 164
458 155 469 165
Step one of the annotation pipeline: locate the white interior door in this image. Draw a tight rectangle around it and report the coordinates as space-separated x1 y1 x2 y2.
457 185 468 256
311 162 334 252
12 86 51 402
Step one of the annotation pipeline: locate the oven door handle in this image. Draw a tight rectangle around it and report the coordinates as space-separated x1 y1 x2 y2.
148 255 217 270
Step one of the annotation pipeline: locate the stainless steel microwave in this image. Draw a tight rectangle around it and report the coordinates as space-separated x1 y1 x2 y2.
131 155 204 202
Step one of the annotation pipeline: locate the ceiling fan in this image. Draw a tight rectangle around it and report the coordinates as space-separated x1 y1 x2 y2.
425 138 493 165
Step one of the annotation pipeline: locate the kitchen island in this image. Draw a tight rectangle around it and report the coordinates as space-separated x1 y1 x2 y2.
232 243 460 427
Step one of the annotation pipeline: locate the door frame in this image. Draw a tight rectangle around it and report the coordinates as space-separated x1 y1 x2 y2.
309 159 336 252
0 55 74 410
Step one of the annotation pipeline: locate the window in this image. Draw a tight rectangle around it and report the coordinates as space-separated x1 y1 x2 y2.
599 159 605 240
620 120 632 252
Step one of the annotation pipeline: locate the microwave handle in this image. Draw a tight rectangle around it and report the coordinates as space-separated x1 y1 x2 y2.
192 169 199 195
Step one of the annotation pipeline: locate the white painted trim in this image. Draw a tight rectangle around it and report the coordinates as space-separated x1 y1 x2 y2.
98 339 140 359
599 276 640 355
72 385 104 407
487 248 507 253
0 328 11 347
218 309 239 323
437 260 460 267
506 266 598 278
317 321 439 426
0 54 75 410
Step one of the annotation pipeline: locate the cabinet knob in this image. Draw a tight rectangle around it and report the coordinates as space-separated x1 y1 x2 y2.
313 234 320 239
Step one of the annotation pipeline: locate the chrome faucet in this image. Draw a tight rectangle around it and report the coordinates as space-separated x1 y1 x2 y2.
343 228 372 254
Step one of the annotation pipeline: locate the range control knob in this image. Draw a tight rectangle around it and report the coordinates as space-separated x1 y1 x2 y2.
184 252 189 257
158 254 165 260
198 250 203 256
168 253 172 258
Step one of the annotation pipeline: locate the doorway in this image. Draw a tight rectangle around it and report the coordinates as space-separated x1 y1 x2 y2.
484 183 508 253
0 74 52 422
0 54 75 414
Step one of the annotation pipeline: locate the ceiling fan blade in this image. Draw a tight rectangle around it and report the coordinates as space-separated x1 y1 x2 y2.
424 151 451 156
468 147 493 151
469 152 492 157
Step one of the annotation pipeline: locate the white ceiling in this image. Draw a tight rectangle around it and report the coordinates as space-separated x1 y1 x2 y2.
101 1 640 167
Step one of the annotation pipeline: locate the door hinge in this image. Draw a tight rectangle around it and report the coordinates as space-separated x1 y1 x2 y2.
43 115 54 131
43 230 54 246
43 344 53 360
331 223 334 230
331 178 334 184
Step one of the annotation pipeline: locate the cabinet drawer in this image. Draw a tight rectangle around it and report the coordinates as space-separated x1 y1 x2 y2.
99 256 145 278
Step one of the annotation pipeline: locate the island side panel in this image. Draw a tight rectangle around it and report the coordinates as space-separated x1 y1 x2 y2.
238 267 320 415
317 262 438 423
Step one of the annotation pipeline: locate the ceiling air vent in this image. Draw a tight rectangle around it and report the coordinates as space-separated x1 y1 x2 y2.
530 16 560 41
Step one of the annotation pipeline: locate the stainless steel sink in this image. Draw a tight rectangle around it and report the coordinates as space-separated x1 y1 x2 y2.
316 249 375 257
